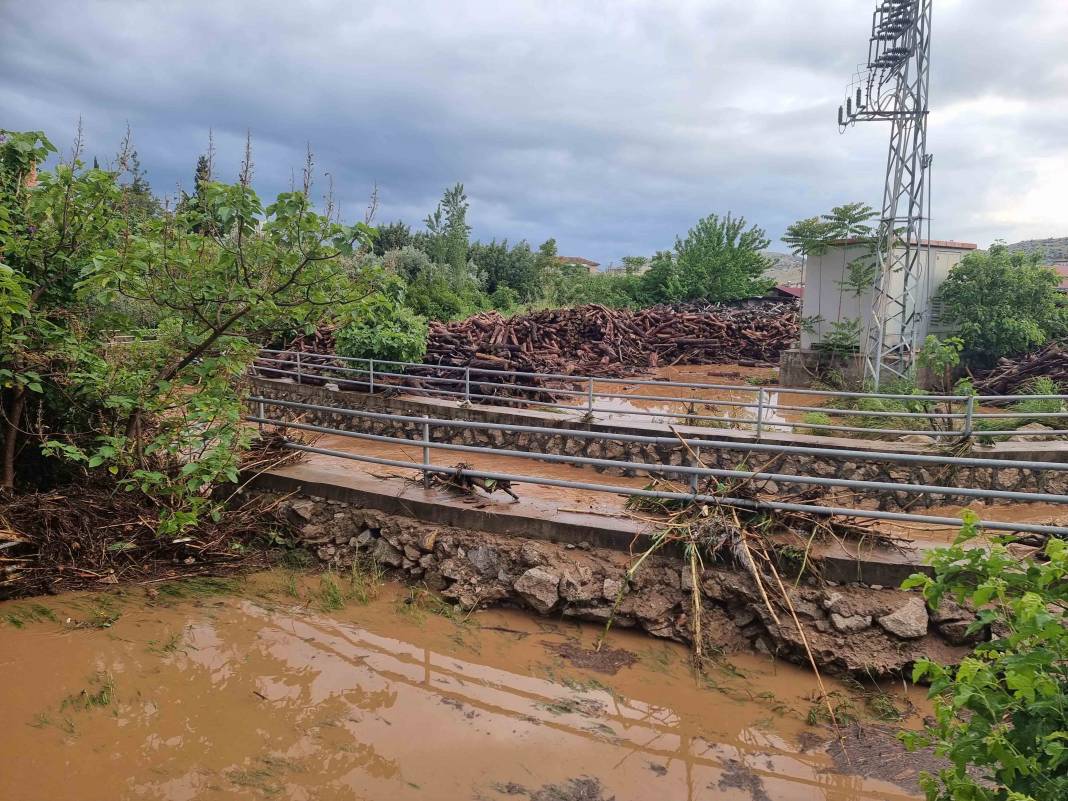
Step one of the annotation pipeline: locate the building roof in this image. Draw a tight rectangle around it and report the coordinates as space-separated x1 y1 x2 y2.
829 238 978 250
556 256 600 268
1052 263 1068 291
770 284 804 299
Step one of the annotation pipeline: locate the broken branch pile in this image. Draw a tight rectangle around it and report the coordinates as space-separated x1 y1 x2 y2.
257 302 799 402
973 342 1068 396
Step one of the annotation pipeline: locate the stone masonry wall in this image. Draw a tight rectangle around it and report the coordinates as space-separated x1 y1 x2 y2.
266 491 979 677
250 377 1068 511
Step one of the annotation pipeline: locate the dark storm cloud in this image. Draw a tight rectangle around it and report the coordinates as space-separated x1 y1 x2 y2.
2 0 1066 262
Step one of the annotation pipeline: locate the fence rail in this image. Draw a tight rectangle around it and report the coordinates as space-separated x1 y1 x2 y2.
248 395 1068 538
252 349 1068 441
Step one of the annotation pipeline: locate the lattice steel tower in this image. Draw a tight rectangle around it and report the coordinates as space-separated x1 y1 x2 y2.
839 0 933 387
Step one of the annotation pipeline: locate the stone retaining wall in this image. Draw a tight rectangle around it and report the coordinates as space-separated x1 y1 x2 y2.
250 377 1068 511
266 491 978 677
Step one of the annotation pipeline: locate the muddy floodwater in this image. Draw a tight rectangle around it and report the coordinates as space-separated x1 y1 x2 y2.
1 573 929 801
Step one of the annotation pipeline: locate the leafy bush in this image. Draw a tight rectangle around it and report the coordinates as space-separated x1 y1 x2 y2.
334 282 428 364
800 411 831 434
901 514 1068 801
937 244 1066 367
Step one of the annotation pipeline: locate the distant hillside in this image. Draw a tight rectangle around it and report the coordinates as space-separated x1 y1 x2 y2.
763 250 804 285
1006 237 1068 263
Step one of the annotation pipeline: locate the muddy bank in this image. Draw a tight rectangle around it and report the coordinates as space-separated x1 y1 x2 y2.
275 493 978 677
0 572 930 801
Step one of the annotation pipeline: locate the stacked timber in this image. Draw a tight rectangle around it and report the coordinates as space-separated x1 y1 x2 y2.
425 302 799 374
257 301 799 400
974 343 1068 396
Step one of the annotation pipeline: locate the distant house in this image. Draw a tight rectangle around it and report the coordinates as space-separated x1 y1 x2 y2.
556 256 600 274
1052 263 1068 292
765 284 804 301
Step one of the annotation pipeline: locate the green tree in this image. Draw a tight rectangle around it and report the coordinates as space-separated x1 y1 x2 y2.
373 220 413 255
937 244 1064 367
469 239 543 302
901 513 1068 801
1 128 378 533
670 213 773 302
0 129 124 488
420 183 470 272
122 150 162 220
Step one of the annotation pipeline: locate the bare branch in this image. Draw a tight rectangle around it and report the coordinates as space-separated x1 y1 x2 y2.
364 181 379 225
239 130 254 188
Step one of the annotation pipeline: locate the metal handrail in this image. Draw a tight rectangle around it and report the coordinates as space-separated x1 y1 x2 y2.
252 350 1068 440
249 396 1068 471
247 398 1068 537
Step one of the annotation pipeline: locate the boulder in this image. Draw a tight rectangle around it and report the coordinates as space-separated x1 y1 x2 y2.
559 566 597 603
514 567 560 614
877 596 928 639
467 545 500 578
830 612 872 633
373 538 405 568
938 619 983 646
602 577 624 601
900 434 936 445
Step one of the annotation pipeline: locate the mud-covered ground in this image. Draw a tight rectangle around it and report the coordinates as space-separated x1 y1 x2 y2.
0 571 935 801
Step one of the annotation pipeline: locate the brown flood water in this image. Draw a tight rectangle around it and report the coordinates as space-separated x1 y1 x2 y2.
0 573 926 801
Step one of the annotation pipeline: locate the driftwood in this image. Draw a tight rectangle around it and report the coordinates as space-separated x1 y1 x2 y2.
258 301 800 401
973 343 1068 396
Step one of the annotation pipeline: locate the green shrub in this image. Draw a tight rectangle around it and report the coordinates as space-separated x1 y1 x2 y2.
902 515 1068 801
335 283 428 364
800 411 831 434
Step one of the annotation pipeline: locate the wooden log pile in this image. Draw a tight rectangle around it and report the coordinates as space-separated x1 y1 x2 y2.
256 301 799 401
973 343 1068 396
425 302 799 374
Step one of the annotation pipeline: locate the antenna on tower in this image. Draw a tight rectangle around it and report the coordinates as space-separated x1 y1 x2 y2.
839 0 933 387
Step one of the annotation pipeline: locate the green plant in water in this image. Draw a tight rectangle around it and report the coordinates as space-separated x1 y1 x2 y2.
61 672 116 712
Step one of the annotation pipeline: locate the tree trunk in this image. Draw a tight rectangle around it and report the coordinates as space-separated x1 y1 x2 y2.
1 387 27 489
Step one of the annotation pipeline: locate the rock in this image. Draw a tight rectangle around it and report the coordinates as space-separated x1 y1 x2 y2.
289 499 317 521
514 567 560 614
938 619 982 646
418 553 435 569
402 544 422 562
877 596 928 639
373 538 404 568
300 523 329 543
354 529 374 549
519 542 545 567
603 577 623 601
467 545 500 578
928 597 972 624
730 608 756 628
1009 422 1055 442
822 592 845 614
900 434 936 445
830 612 872 633
559 566 597 603
626 591 678 622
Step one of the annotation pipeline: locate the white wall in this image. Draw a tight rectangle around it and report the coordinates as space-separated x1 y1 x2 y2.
800 243 972 350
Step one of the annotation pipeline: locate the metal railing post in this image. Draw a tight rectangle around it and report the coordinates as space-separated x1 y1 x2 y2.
755 388 765 440
368 359 375 395
963 395 975 438
256 400 265 433
464 366 471 405
295 352 302 384
422 415 432 489
587 377 595 416
689 445 701 494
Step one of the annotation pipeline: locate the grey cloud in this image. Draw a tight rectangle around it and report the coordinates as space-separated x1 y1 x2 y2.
2 0 1066 262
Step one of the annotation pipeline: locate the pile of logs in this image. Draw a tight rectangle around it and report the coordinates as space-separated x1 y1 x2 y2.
255 302 799 401
425 302 798 375
973 343 1068 396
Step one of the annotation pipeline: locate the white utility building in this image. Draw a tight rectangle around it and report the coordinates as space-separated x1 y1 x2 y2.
780 238 977 386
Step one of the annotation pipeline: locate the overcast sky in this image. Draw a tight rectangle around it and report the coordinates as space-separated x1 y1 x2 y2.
2 0 1066 264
